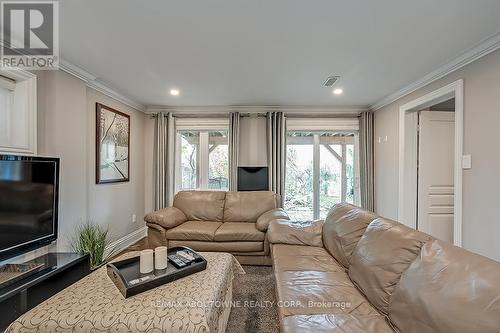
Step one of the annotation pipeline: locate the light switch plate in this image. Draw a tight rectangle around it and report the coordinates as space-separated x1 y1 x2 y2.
462 155 471 169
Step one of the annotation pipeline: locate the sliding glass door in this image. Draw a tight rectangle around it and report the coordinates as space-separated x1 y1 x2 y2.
285 129 359 220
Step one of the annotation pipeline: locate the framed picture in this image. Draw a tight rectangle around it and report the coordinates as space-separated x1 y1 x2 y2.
96 103 130 184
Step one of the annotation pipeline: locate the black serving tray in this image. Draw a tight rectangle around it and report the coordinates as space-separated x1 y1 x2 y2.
107 247 207 298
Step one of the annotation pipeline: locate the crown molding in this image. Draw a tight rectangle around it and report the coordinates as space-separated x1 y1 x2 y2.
146 105 368 115
371 31 500 111
59 59 145 112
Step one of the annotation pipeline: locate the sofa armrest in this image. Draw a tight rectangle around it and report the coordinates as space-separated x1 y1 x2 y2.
268 219 324 247
256 208 290 232
144 207 187 229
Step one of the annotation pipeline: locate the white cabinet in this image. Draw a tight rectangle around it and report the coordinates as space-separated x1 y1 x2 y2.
0 69 37 155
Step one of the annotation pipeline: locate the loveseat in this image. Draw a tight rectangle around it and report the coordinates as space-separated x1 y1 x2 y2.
269 203 500 332
145 190 288 265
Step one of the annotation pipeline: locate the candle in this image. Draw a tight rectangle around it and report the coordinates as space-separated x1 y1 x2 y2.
155 246 168 270
140 249 154 274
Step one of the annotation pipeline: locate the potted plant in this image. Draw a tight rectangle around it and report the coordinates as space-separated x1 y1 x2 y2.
73 222 109 270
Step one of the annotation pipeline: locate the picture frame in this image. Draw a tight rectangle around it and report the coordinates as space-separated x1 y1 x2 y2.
95 103 130 184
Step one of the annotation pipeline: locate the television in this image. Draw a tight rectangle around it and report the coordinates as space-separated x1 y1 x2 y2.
0 155 59 260
237 166 269 191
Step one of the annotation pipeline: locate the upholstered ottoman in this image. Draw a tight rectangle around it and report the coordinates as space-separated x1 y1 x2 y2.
6 252 244 333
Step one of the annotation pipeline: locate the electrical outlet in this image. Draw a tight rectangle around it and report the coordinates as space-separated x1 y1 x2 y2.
132 214 137 223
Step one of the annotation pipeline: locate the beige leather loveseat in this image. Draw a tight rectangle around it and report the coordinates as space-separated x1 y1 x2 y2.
269 203 500 332
145 190 288 265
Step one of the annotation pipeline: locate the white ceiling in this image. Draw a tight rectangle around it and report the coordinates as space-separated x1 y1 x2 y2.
60 0 500 109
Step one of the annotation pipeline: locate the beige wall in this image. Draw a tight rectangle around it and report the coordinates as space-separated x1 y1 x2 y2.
37 70 88 250
36 70 147 251
86 88 146 242
374 48 500 260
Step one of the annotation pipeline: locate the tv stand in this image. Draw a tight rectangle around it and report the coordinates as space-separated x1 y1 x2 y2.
0 252 89 330
0 262 46 287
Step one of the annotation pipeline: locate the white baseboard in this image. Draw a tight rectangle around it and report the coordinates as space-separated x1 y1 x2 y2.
104 226 148 258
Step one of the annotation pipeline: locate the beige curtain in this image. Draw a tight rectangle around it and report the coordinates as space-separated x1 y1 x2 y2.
267 112 286 207
228 112 240 191
154 113 175 210
359 111 375 211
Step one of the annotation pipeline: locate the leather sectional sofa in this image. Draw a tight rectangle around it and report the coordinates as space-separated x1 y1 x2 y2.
269 203 500 332
145 190 288 265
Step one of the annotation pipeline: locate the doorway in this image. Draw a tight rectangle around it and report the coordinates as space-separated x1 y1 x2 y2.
398 80 463 246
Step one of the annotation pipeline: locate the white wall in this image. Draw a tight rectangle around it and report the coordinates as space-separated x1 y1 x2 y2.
374 48 500 260
36 70 147 251
239 116 267 166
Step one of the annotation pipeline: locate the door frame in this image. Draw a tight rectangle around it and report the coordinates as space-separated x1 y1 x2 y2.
398 79 463 246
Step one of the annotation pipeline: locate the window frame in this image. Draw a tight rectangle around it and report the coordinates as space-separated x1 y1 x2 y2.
286 118 361 219
175 118 229 192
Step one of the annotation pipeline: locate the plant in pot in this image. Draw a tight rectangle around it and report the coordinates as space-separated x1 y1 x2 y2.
73 222 110 270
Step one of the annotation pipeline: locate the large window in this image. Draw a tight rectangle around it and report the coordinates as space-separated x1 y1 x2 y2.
176 119 229 191
285 119 359 220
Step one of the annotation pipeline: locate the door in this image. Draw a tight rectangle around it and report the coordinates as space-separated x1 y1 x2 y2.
417 111 455 242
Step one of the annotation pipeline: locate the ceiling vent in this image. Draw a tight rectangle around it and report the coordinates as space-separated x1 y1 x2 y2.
323 75 340 87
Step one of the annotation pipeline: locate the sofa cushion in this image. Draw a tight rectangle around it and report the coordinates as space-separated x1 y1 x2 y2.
272 244 344 273
272 244 333 258
173 191 226 221
323 203 378 268
281 314 394 333
268 219 324 247
348 218 431 314
214 222 265 242
389 240 500 333
144 206 187 229
166 221 222 241
168 240 264 253
274 270 379 319
256 208 289 231
223 191 277 222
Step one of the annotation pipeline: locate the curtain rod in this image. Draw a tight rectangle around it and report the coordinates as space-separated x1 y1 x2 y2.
150 112 361 119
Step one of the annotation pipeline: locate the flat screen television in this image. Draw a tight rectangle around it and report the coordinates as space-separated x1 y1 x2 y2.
0 155 59 260
237 166 269 191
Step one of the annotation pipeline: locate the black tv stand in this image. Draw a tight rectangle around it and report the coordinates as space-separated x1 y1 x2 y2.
0 252 89 330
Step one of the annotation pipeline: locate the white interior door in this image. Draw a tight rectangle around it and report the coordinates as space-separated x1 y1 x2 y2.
417 111 455 242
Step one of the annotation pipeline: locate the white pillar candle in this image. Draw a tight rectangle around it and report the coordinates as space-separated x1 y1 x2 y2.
155 246 168 270
140 249 154 274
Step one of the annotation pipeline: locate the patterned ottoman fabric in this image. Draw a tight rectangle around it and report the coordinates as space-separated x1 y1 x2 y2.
7 252 244 333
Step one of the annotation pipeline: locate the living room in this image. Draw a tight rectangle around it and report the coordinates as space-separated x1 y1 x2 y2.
1 1 500 332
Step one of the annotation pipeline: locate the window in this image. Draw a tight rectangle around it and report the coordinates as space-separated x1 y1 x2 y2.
285 119 360 220
176 119 229 191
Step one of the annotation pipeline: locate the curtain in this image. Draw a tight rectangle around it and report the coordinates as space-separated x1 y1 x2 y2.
228 112 240 191
154 112 175 210
267 112 286 207
359 111 375 211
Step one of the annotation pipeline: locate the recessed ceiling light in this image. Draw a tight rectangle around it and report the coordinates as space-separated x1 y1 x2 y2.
170 89 180 96
333 88 343 95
